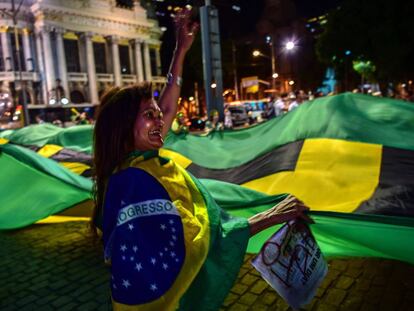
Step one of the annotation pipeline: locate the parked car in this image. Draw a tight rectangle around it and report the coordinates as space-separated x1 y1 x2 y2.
228 105 249 126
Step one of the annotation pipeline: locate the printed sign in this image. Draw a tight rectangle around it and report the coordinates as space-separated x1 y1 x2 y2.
252 220 328 309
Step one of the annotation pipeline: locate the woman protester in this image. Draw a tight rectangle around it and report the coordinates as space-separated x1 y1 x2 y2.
92 9 311 311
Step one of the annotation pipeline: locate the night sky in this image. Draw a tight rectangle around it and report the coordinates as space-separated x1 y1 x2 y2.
117 0 343 89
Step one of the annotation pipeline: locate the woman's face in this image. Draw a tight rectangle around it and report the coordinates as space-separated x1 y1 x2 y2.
133 98 164 151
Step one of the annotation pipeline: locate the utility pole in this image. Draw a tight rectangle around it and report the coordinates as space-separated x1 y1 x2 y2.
270 35 276 91
200 0 224 120
231 40 239 100
1 0 30 125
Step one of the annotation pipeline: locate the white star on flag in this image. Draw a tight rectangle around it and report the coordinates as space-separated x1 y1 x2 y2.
151 257 157 265
169 219 174 225
120 245 127 252
130 256 134 261
160 224 166 230
122 256 126 260
135 262 143 271
162 263 169 270
150 283 158 291
122 279 131 288
128 223 134 231
169 241 175 246
133 246 138 252
172 235 177 240
171 228 176 233
159 252 163 257
170 251 176 258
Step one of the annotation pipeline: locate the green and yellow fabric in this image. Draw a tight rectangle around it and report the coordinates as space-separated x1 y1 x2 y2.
1 92 414 264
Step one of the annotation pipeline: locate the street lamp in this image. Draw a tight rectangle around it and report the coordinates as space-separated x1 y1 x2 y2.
252 47 278 90
252 50 261 57
285 41 295 51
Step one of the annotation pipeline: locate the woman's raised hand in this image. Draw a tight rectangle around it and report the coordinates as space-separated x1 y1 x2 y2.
173 8 199 53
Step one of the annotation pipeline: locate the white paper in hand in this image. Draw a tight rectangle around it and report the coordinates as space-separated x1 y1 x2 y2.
251 220 328 310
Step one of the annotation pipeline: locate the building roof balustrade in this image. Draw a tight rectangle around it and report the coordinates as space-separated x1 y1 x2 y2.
67 72 87 82
0 71 39 81
96 73 114 82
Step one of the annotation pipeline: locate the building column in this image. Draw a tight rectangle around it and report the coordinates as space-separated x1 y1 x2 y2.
55 28 69 98
134 39 144 82
110 36 122 86
155 46 161 76
41 27 56 101
128 41 135 74
84 32 99 105
143 41 151 81
34 30 47 104
0 27 12 71
22 28 33 71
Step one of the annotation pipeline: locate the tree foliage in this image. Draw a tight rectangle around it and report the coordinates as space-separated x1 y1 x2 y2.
316 0 414 83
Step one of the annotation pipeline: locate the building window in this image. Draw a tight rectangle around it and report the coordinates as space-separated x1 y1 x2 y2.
10 33 25 71
93 42 107 73
119 45 130 74
150 49 157 76
64 39 81 72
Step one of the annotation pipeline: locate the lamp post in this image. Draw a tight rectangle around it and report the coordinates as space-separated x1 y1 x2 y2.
252 49 278 92
268 36 276 91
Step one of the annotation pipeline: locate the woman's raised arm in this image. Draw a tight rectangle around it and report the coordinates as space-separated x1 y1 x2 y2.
158 9 199 138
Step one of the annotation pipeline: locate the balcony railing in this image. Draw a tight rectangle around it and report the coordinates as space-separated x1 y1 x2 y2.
0 71 39 81
97 73 114 82
151 76 167 84
68 72 88 82
122 74 137 83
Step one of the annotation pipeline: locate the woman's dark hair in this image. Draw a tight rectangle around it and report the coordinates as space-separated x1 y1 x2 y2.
91 83 152 235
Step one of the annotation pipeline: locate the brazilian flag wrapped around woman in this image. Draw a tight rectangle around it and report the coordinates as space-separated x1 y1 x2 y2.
92 9 310 311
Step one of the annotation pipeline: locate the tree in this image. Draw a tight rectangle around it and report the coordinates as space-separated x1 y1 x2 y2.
316 0 414 90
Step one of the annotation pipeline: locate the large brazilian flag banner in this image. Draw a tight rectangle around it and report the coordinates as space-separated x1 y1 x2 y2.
1 93 414 265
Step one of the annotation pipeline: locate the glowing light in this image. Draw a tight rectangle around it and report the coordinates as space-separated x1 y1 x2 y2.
49 99 56 105
189 96 194 101
289 80 295 85
61 97 69 105
211 83 217 89
160 26 167 32
285 41 295 50
252 50 261 57
272 73 279 79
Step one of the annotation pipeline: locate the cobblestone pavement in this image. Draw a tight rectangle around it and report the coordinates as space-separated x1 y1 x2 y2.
1 221 413 311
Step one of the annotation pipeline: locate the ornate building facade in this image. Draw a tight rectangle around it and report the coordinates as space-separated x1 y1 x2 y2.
0 0 165 115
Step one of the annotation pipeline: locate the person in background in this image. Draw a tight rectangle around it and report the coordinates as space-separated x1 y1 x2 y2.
92 9 311 310
171 111 189 134
224 106 233 129
205 109 223 133
288 93 299 112
274 95 285 117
